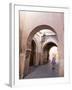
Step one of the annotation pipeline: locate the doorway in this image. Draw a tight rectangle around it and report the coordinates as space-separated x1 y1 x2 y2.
43 42 57 63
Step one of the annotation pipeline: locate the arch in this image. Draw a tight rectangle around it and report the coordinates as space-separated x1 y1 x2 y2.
42 38 58 49
43 42 57 51
43 42 57 63
24 25 58 76
27 25 58 49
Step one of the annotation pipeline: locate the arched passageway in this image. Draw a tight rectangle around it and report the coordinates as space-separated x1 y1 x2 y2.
27 25 57 49
24 25 58 77
43 42 57 64
19 11 64 79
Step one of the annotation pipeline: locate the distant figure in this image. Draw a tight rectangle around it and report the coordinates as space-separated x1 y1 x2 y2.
51 56 56 70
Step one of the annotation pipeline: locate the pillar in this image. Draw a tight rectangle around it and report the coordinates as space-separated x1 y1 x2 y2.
24 49 31 77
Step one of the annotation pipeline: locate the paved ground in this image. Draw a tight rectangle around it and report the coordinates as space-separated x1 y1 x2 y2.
24 62 60 79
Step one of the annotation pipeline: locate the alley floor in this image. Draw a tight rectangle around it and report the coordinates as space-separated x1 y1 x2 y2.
24 62 60 79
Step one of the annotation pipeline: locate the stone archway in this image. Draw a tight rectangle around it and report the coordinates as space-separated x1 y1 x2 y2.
43 42 57 64
27 25 57 49
42 37 58 48
24 25 58 76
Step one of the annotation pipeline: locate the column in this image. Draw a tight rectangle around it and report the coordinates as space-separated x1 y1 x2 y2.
24 49 31 77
